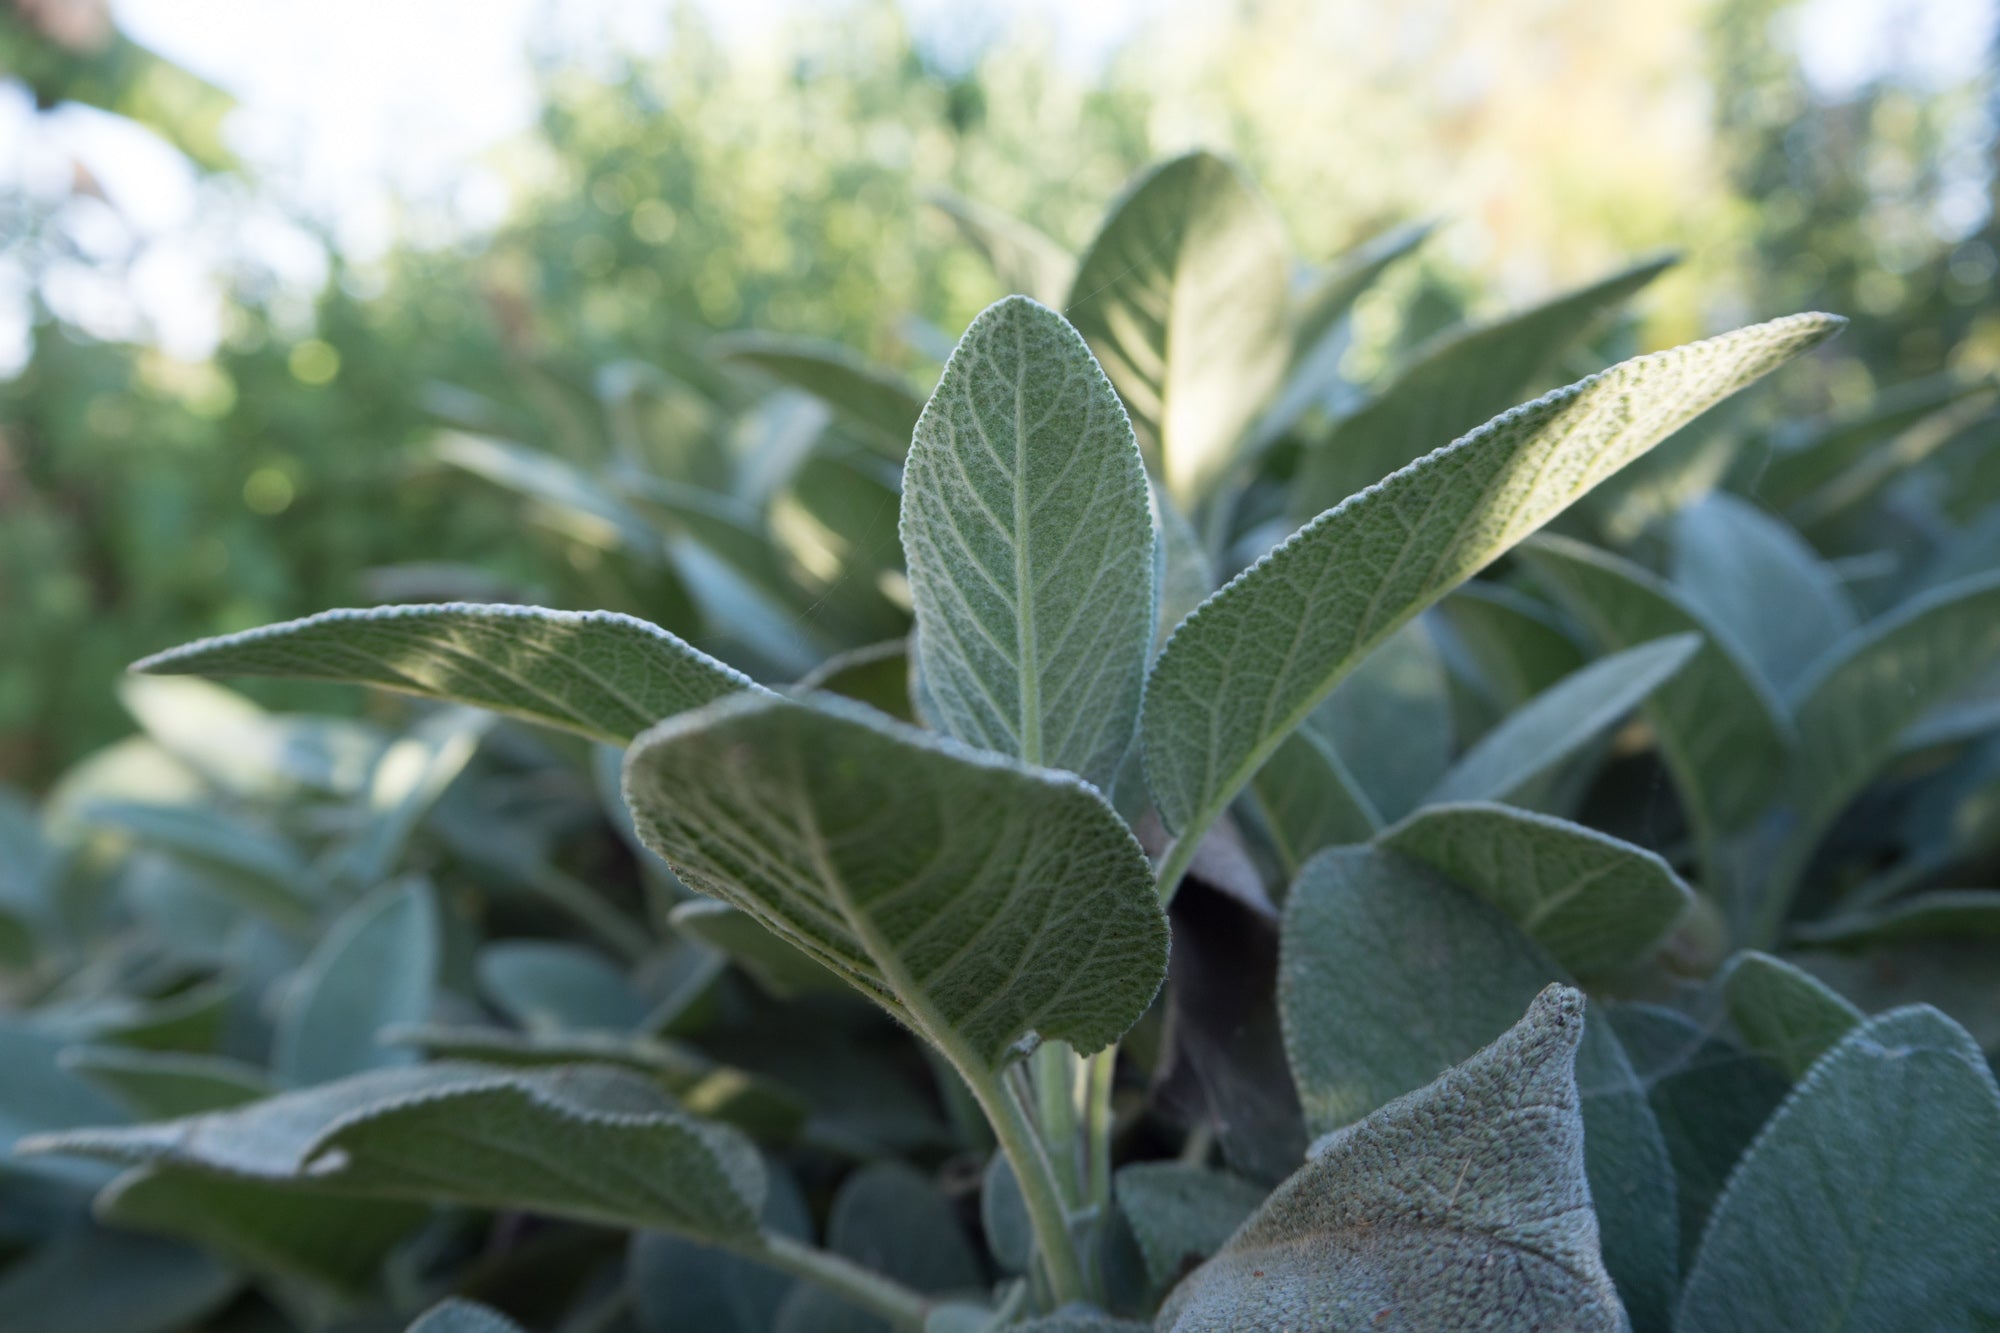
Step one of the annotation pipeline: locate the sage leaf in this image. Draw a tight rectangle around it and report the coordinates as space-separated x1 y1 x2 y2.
772 1162 984 1332
1432 582 1585 714
1788 888 2000 949
713 332 925 459
1315 619 1452 821
22 1063 768 1243
477 940 652 1033
929 190 1074 305
1141 313 1842 850
274 878 438 1087
622 693 1168 1068
1066 151 1291 509
1291 254 1677 517
1111 1162 1265 1292
1245 728 1380 877
1280 847 1678 1328
630 1168 812 1333
1380 802 1694 977
1677 1006 2000 1331
901 296 1156 787
1718 950 1862 1080
669 899 847 999
1671 492 1856 694
1756 369 1992 509
1423 633 1699 807
0 1227 237 1333
1158 986 1625 1333
407 1299 525 1333
133 603 756 746
75 799 316 928
796 640 917 723
64 1048 274 1119
1289 220 1434 366
1519 534 1791 840
435 430 660 555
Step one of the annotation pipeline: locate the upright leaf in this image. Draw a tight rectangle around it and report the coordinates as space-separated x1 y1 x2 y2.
134 604 756 746
1677 1006 2000 1331
928 191 1074 306
1141 313 1842 857
273 879 439 1087
1245 729 1380 876
1066 151 1291 509
1111 1163 1265 1293
1718 951 1862 1080
1671 492 1856 694
1279 847 1679 1328
901 296 1156 787
1381 803 1693 977
622 693 1168 1069
1291 255 1677 516
1520 534 1791 842
1314 619 1453 821
713 333 925 459
1159 986 1625 1332
1422 634 1698 807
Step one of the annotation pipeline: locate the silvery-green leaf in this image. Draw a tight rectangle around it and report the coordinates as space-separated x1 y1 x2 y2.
1066 151 1291 509
477 940 651 1034
668 535 825 679
0 1019 128 1188
1791 385 1997 533
116 674 387 798
1718 951 1862 1080
1423 634 1698 807
669 899 846 999
100 1164 424 1296
1112 1162 1265 1292
1677 1005 2000 1331
329 706 490 887
1315 618 1452 822
1280 847 1678 1327
1291 254 1677 517
772 1163 984 1333
435 430 659 555
630 1167 811 1333
64 1048 274 1119
796 640 916 723
75 799 316 928
1788 888 2000 949
407 1299 526 1333
928 190 1074 305
1432 582 1585 714
1755 370 1992 509
0 1227 237 1333
901 296 1156 787
1380 802 1693 977
134 603 756 746
1141 313 1841 851
1159 986 1624 1333
714 332 925 459
1151 482 1214 652
1245 729 1380 877
1519 534 1791 842
274 879 438 1087
1768 572 2000 931
1671 492 1856 694
23 1062 767 1242
980 1151 1032 1275
623 693 1168 1069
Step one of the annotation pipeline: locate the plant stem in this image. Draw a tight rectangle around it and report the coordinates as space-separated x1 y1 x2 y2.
959 1060 1090 1307
1082 1045 1116 1210
1031 1041 1082 1205
741 1231 932 1328
1153 833 1200 905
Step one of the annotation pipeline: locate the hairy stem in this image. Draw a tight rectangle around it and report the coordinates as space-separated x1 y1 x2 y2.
1083 1045 1117 1211
960 1060 1089 1306
1153 832 1201 905
1031 1041 1082 1205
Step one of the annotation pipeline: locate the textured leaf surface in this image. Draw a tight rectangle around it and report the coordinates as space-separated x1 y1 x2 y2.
1381 803 1693 977
1292 255 1676 516
1423 634 1697 806
714 332 925 458
22 1063 767 1242
623 693 1168 1067
1314 619 1452 821
134 603 755 745
901 296 1155 787
1677 1006 2000 1332
1245 728 1379 875
1141 313 1841 844
1719 951 1862 1080
1158 986 1625 1332
669 899 846 999
1279 847 1678 1328
1066 151 1290 508
274 879 438 1087
1671 493 1856 694
1112 1163 1265 1292
1520 534 1791 837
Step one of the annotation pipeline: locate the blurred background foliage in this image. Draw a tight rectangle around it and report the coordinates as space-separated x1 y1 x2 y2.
3 0 1997 787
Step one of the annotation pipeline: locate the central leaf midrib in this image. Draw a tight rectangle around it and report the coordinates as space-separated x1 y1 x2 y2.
1011 321 1042 766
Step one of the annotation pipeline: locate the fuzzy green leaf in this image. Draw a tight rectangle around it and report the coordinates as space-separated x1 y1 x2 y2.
64 1048 274 1119
1719 951 1863 1080
133 603 755 746
1245 728 1380 876
1677 1006 2000 1331
274 879 439 1087
1066 151 1291 508
1141 313 1842 848
713 333 926 458
1671 493 1856 694
1423 634 1698 807
1291 255 1677 516
669 899 847 999
1112 1163 1265 1293
21 1062 767 1242
1519 534 1792 839
1381 802 1693 977
622 693 1168 1068
901 296 1156 787
0 1228 237 1333
1158 986 1625 1332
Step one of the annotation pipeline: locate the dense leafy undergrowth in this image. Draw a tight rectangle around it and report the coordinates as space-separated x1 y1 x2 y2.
6 153 2000 1332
